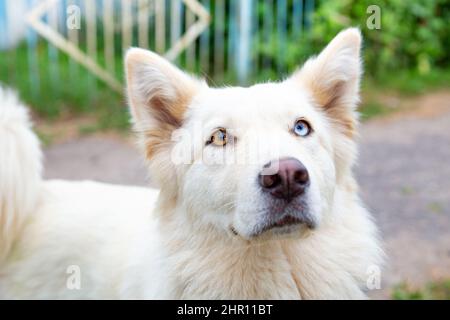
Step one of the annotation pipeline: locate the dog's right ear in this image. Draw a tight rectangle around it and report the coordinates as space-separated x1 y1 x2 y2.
125 48 204 159
289 28 362 138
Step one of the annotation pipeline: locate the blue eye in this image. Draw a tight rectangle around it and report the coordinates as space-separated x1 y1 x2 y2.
293 119 311 137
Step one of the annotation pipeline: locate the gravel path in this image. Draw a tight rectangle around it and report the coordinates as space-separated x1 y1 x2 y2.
43 94 450 298
357 96 450 298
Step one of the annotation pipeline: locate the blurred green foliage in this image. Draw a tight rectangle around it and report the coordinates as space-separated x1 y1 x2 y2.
256 0 450 79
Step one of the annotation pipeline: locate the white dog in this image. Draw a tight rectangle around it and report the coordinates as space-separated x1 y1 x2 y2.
0 28 382 299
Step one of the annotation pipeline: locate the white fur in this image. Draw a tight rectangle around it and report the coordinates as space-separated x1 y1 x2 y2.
0 29 383 299
0 87 42 262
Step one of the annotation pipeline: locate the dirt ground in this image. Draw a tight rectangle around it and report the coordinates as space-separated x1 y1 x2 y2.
42 91 450 299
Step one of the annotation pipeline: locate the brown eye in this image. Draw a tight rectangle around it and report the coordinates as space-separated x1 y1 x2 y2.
208 128 228 146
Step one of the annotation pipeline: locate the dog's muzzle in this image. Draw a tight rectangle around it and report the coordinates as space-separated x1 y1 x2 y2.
256 157 314 234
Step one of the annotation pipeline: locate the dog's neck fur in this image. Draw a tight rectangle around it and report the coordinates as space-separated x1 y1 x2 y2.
154 181 371 299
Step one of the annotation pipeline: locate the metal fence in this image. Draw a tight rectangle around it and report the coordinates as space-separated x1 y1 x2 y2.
0 0 314 97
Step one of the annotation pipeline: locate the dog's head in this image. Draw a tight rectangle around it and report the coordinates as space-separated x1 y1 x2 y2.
126 28 362 240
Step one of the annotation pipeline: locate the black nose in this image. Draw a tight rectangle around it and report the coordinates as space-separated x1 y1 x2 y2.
259 158 309 201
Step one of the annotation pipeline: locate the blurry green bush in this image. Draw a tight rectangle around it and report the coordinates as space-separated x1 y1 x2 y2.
256 0 450 78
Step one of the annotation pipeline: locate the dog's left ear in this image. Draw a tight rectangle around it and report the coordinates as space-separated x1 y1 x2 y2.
289 28 362 137
125 48 204 159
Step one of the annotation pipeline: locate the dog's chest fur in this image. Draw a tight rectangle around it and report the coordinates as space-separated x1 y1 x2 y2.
170 240 303 299
163 227 369 299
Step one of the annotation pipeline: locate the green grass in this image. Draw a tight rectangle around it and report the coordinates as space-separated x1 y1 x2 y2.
427 202 444 214
35 129 54 147
0 43 129 132
359 101 391 121
392 280 450 300
365 69 450 96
